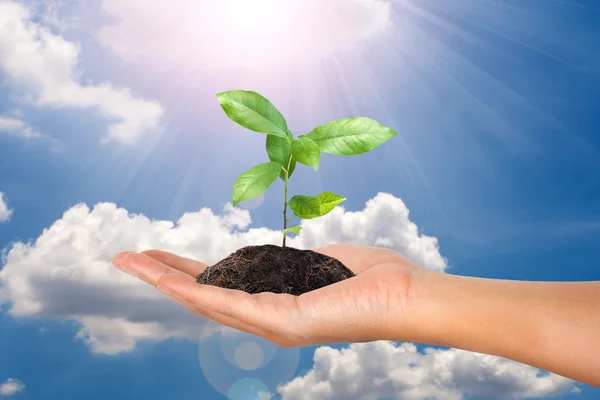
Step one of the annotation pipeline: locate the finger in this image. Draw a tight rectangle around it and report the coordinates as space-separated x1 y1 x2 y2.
312 244 373 273
155 276 275 340
113 251 132 267
156 272 298 332
114 254 277 341
141 250 208 277
195 307 297 347
313 244 401 274
198 308 276 342
116 253 300 344
115 252 192 288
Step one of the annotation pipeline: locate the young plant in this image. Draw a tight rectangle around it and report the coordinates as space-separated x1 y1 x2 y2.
217 90 398 247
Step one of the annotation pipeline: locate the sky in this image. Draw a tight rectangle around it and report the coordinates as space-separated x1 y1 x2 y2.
0 0 599 399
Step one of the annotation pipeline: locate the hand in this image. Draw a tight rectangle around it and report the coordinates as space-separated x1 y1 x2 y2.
113 245 600 386
112 244 428 347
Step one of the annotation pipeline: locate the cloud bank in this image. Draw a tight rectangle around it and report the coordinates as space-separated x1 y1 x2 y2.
0 1 163 144
0 193 445 354
0 193 576 398
277 342 578 400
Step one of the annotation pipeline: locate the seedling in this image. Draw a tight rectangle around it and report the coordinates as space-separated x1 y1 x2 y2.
196 91 398 295
217 90 398 247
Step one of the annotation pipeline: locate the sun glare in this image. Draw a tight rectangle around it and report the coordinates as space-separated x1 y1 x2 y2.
210 0 291 61
227 0 283 30
97 0 393 69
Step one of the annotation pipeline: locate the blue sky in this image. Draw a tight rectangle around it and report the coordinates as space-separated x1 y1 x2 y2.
0 0 599 399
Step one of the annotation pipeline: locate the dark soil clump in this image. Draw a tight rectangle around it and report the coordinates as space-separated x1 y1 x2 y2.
196 245 355 295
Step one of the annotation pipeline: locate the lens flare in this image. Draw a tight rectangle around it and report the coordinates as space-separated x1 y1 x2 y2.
198 321 300 397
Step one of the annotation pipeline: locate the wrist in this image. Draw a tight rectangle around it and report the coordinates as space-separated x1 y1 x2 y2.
400 269 455 347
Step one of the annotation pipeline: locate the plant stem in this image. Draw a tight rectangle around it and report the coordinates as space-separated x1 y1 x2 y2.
282 155 292 247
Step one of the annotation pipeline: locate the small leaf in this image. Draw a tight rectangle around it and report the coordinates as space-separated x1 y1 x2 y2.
217 90 288 138
289 195 320 219
306 117 397 156
232 162 282 206
288 192 346 219
282 226 302 235
266 135 296 180
291 136 320 171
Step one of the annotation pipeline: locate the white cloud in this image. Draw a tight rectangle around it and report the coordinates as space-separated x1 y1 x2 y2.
277 342 579 400
0 1 164 144
299 193 447 271
1 194 573 399
0 115 44 139
0 378 25 397
96 0 392 69
0 193 445 354
20 0 82 32
257 391 272 400
0 192 13 222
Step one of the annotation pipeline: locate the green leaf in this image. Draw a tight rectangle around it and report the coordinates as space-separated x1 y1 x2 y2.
288 192 346 219
232 162 282 206
217 90 288 138
306 117 397 156
282 226 302 235
291 136 320 171
266 134 296 180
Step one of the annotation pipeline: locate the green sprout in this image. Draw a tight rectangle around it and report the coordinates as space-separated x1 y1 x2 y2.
217 90 398 247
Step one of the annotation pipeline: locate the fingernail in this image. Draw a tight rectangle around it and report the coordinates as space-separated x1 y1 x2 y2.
116 252 140 278
112 254 124 267
113 251 134 267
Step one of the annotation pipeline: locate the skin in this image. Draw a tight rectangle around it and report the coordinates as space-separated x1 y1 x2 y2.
113 244 600 387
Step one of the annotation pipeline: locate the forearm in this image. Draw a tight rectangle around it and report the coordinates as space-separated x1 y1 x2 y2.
403 271 600 387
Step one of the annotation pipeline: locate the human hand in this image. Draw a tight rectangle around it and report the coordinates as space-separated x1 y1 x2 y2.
112 244 429 347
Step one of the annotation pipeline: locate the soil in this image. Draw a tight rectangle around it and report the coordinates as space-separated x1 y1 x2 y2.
196 244 355 295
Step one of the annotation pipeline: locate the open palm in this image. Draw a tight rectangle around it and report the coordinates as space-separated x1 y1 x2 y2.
113 244 423 347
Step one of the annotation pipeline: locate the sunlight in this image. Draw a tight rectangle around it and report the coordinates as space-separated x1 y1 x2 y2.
227 0 283 32
199 0 291 63
3 0 600 398
97 0 393 69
